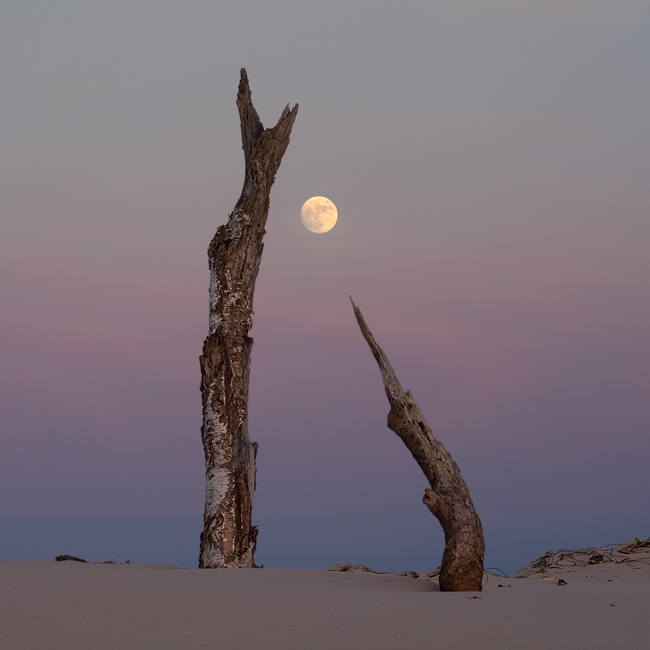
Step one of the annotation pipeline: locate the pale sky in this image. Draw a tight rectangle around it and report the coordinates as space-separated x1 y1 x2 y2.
1 0 649 572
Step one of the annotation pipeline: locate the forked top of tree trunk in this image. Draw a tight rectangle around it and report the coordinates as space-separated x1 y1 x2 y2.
235 68 298 213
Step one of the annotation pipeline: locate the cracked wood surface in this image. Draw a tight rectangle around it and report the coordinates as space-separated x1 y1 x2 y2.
199 69 298 568
351 298 485 591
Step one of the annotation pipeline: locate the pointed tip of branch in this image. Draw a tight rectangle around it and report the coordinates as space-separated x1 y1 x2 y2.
350 299 405 397
238 68 251 100
350 298 375 352
275 103 299 134
349 295 364 325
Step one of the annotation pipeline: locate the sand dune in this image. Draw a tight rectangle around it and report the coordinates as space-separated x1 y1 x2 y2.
1 550 648 650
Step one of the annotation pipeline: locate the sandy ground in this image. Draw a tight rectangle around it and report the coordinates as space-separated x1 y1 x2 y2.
1 556 649 650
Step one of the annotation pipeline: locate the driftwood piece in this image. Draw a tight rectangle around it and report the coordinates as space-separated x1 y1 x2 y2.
55 555 87 563
511 538 650 578
351 298 485 591
199 69 298 568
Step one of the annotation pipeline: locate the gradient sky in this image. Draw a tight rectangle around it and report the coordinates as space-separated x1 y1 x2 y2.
1 0 649 573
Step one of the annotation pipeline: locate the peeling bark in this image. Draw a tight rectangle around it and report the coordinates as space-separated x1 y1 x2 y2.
351 298 485 591
199 69 298 569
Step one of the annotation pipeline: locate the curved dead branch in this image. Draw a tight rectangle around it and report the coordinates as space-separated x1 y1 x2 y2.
351 297 484 591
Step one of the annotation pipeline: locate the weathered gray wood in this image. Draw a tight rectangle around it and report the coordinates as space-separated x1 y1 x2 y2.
351 298 485 591
199 69 298 569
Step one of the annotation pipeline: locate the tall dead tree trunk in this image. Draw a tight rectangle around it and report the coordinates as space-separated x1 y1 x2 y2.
199 69 298 569
351 299 485 591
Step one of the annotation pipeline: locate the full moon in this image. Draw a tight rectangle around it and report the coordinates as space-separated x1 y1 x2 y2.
300 196 338 233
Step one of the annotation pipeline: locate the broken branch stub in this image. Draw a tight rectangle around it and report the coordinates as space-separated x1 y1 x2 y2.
350 298 485 591
199 69 298 569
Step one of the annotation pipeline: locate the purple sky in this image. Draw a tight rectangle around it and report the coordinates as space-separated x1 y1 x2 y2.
1 1 649 573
